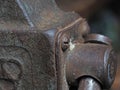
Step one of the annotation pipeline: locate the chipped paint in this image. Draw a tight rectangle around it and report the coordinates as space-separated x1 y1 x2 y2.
69 39 75 51
88 79 94 90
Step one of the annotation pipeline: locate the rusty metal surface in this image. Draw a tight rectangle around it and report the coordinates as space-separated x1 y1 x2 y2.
54 14 117 89
55 18 91 90
84 34 112 45
111 53 120 90
0 0 81 89
0 0 79 30
65 43 116 89
0 30 58 90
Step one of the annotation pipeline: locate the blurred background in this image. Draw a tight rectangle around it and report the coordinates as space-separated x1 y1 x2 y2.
56 0 120 89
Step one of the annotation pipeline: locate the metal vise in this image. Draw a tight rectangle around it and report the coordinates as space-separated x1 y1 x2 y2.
0 0 117 90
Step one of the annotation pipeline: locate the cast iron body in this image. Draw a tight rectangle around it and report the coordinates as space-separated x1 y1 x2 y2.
0 0 117 90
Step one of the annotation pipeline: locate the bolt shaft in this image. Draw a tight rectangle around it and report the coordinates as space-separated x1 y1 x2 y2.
78 77 102 90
